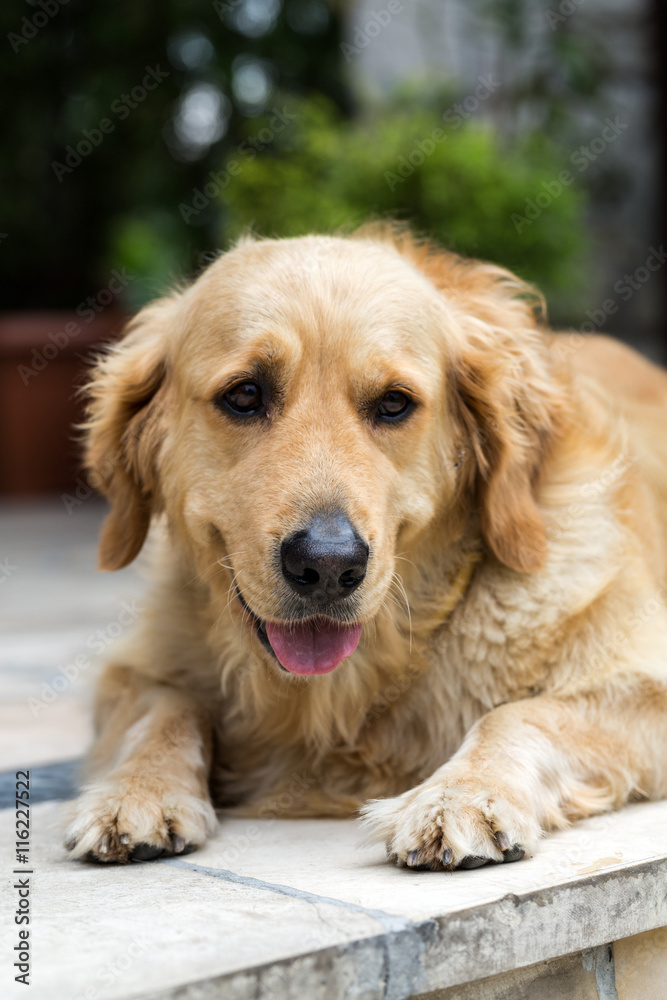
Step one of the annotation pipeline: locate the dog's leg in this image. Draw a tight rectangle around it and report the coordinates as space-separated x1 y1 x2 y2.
362 675 667 870
64 665 217 863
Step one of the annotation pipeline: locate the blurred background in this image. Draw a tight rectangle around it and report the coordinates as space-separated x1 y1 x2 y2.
1 0 665 496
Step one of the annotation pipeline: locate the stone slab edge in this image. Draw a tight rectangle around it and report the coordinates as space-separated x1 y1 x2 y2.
128 857 667 1000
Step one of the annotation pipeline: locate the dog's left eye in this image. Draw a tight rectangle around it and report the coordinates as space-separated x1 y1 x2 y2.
220 381 264 416
376 390 412 422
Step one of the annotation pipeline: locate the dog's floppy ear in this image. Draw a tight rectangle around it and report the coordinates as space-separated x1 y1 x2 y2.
376 229 559 572
448 263 559 573
83 297 176 571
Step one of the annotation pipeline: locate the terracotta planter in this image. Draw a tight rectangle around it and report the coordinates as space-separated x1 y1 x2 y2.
0 311 127 496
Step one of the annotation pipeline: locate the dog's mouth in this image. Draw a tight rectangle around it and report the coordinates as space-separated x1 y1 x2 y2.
236 590 362 675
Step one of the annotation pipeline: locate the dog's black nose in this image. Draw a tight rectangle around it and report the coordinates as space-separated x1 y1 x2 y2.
281 513 369 602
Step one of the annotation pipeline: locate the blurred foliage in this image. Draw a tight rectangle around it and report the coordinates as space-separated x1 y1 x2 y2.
0 0 629 325
0 0 348 309
219 95 589 322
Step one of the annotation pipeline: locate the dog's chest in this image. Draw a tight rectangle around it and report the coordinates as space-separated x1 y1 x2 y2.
211 648 487 815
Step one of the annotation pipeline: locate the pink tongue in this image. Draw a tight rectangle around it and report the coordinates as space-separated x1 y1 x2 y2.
266 620 362 675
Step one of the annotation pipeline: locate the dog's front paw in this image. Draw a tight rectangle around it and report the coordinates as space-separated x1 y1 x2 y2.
361 772 540 871
64 775 218 864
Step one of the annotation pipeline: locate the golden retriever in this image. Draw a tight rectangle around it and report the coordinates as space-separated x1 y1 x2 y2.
65 226 667 870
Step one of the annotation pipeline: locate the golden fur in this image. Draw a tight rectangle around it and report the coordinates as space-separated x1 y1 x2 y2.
65 227 667 869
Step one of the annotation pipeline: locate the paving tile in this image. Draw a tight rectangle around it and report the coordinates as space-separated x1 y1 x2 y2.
0 500 140 770
0 803 387 1000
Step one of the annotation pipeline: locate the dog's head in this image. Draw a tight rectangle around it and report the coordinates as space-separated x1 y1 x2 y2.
85 229 557 675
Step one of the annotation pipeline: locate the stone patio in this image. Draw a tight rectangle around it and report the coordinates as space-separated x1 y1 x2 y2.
1 500 666 1000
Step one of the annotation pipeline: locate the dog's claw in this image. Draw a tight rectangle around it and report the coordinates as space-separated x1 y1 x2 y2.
458 855 488 869
131 843 164 862
64 836 78 852
171 834 186 854
119 833 130 845
496 831 510 852
97 838 109 855
406 850 431 870
442 848 452 865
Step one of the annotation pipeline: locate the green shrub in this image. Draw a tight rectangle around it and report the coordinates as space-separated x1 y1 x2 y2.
219 96 590 323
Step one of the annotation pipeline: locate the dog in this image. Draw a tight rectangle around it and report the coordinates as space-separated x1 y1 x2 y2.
64 225 667 870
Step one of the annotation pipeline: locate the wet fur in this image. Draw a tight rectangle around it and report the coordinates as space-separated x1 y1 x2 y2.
65 227 667 869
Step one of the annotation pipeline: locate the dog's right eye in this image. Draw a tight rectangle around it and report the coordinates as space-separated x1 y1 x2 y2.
217 381 264 416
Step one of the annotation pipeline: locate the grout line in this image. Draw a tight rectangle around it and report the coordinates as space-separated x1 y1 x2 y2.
583 943 619 1000
0 758 80 809
160 856 414 934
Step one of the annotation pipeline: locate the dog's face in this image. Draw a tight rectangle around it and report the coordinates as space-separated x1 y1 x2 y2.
86 232 555 675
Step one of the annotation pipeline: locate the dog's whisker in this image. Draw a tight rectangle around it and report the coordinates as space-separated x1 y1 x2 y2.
202 551 248 585
211 570 246 633
390 571 413 652
394 553 417 571
180 560 227 592
180 550 249 592
215 550 247 573
202 564 234 587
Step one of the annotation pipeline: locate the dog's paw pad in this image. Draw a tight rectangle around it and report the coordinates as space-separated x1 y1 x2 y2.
130 843 165 862
501 845 525 864
458 855 489 869
495 830 524 862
